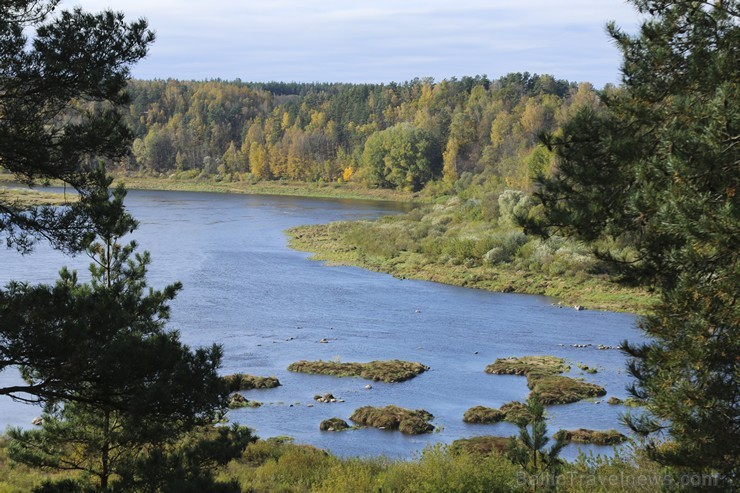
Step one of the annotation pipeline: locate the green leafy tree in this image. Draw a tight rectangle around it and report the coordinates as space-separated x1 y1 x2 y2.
5 182 235 491
0 0 154 253
530 0 739 484
506 394 566 492
361 122 439 191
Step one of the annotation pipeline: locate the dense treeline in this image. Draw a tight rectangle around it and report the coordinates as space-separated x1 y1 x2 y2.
120 74 602 191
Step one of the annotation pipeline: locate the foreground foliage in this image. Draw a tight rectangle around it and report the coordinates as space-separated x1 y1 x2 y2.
4 184 232 491
507 394 568 492
531 0 739 483
2 433 723 492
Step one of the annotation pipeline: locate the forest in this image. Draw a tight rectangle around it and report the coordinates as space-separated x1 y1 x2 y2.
119 74 599 193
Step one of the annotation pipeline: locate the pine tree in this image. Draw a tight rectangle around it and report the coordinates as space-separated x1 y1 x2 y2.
506 394 566 492
530 0 739 484
0 1 154 252
5 182 238 491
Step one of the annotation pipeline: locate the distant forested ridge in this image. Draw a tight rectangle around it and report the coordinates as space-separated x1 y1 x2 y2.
121 74 604 191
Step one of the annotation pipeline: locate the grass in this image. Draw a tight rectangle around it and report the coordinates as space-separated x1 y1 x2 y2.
462 402 535 424
0 433 680 493
485 356 607 405
219 438 671 492
319 418 350 432
623 397 647 407
463 406 506 424
111 173 419 203
0 437 80 493
528 374 607 405
499 401 533 423
287 359 429 383
485 355 569 376
554 429 628 446
286 202 656 314
223 374 281 392
0 170 419 203
577 363 599 374
228 393 263 409
349 405 435 434
450 436 511 456
0 187 78 207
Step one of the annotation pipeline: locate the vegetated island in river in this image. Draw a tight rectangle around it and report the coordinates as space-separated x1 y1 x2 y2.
222 373 281 391
464 356 608 425
350 405 435 434
287 360 429 383
485 355 606 405
287 194 655 314
554 429 628 446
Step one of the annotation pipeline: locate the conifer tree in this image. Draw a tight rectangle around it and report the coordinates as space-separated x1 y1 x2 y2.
0 0 154 252
530 0 739 484
506 394 566 492
5 180 239 491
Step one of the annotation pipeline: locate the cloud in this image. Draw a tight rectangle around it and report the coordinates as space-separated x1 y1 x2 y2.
59 0 641 86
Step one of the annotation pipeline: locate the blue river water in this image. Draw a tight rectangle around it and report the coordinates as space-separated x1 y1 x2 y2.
0 189 644 460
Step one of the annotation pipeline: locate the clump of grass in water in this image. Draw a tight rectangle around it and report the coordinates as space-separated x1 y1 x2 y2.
222 373 281 391
319 418 350 432
485 355 570 376
228 393 262 409
463 401 533 424
463 406 505 424
554 428 628 445
527 374 606 405
287 360 429 383
450 436 511 456
485 355 606 405
350 405 434 434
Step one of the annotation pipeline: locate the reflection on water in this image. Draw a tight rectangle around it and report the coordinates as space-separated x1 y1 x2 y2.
0 189 641 459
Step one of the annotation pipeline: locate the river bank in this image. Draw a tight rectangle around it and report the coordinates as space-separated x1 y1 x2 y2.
287 222 653 314
112 174 419 203
0 171 418 203
0 187 78 207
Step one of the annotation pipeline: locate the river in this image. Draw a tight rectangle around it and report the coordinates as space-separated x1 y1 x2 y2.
0 189 642 460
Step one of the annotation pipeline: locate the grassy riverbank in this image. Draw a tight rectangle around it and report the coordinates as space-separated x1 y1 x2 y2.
0 171 418 203
112 174 419 203
0 435 672 493
288 216 652 313
0 187 78 207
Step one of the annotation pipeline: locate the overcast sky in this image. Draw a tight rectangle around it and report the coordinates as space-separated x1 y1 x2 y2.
59 1 642 87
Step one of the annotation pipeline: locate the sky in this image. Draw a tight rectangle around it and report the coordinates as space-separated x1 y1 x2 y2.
59 0 642 87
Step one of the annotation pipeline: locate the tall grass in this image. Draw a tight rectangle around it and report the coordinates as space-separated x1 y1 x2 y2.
1 436 680 492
